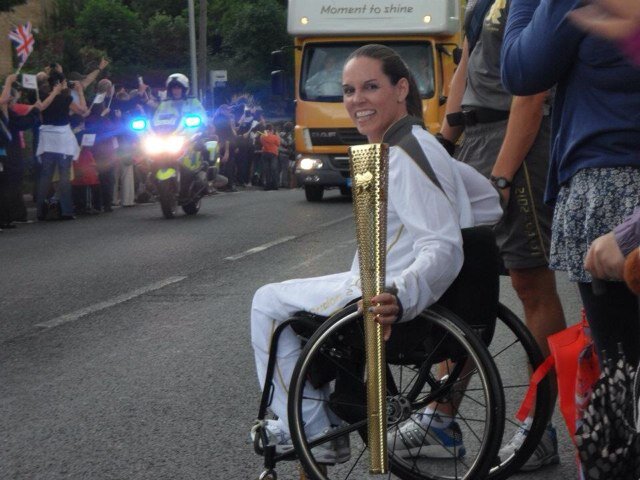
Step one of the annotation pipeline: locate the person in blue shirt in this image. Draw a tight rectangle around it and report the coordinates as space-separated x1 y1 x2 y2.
501 0 640 368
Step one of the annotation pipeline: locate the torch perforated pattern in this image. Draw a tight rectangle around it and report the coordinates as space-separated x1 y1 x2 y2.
349 143 389 473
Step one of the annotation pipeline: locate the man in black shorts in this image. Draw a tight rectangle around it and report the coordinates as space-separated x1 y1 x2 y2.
434 0 566 472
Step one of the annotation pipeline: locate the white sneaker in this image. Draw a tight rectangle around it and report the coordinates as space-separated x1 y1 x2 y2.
251 421 350 464
499 423 560 471
250 419 293 454
308 426 352 464
389 413 465 459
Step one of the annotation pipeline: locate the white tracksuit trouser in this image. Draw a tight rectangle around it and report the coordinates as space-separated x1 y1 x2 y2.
250 272 360 437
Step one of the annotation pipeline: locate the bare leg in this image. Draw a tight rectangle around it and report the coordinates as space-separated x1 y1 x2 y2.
510 266 566 408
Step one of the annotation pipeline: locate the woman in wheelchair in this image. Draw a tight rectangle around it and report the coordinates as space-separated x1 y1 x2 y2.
251 44 503 478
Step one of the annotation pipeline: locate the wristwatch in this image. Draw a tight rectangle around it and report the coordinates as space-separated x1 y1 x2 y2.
490 175 512 189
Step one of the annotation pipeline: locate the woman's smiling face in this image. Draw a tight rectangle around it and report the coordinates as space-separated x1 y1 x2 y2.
342 56 409 143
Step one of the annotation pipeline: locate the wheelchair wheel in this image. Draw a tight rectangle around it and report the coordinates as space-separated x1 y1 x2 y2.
288 304 505 480
486 303 553 479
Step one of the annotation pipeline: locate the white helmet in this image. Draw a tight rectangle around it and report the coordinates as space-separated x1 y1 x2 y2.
166 73 189 92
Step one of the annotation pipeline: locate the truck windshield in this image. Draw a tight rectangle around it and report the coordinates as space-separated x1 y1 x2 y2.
300 42 434 102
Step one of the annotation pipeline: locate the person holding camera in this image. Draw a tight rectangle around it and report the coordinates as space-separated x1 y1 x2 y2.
35 70 89 221
44 58 109 91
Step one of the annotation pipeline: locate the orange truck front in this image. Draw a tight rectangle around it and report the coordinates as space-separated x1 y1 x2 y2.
287 0 462 202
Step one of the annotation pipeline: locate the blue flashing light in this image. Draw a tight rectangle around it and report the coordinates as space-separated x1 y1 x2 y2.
131 118 147 131
183 115 203 128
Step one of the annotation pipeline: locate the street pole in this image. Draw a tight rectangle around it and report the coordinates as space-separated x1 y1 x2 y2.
187 0 198 97
198 0 207 103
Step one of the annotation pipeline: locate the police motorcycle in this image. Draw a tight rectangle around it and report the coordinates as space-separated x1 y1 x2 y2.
131 73 213 219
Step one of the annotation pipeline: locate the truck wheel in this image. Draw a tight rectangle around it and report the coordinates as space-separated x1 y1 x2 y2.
305 185 324 202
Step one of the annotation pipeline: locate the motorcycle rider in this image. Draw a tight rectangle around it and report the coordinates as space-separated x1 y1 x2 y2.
152 73 210 198
154 73 206 122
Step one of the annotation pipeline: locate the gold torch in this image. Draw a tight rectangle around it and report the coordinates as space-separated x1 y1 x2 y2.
349 143 389 474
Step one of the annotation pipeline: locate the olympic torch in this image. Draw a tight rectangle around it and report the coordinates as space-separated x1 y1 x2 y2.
349 143 389 474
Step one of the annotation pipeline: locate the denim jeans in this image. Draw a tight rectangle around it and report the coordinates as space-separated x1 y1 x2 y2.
262 152 279 190
96 163 115 212
37 152 73 217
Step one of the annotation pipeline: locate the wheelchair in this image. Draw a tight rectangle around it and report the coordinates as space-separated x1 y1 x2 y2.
253 227 553 480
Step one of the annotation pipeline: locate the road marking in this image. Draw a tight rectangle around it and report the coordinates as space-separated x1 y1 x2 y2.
225 236 297 261
290 239 356 272
35 276 187 330
317 214 353 229
224 215 353 262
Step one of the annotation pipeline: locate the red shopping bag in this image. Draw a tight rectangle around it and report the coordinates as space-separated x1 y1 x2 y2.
72 148 100 186
517 310 600 438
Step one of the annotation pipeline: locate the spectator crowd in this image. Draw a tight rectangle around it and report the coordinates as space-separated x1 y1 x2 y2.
0 59 297 231
0 1 639 476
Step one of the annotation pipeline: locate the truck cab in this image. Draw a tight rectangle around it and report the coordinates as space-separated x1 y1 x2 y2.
284 0 462 202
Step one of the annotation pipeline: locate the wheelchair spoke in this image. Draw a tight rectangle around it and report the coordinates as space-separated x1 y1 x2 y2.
458 391 487 410
389 364 425 399
314 348 365 387
288 307 504 480
453 408 487 446
501 383 530 389
301 394 366 412
301 395 331 404
406 413 471 471
490 338 521 361
342 441 367 479
484 303 554 479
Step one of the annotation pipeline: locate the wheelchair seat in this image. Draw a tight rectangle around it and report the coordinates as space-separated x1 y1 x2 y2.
291 226 500 360
437 226 500 343
387 226 500 364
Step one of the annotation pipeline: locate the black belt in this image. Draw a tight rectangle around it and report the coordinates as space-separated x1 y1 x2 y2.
447 108 510 127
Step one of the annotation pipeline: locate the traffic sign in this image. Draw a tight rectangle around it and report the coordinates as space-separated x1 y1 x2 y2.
210 70 227 87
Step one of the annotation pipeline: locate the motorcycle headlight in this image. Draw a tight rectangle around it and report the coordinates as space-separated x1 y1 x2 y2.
299 157 323 170
183 114 203 128
142 135 162 155
141 135 185 155
166 135 186 153
130 118 147 131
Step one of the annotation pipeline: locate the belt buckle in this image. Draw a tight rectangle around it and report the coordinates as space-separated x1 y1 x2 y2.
462 109 477 127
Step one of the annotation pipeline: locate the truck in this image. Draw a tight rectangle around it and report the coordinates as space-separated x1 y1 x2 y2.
275 0 463 202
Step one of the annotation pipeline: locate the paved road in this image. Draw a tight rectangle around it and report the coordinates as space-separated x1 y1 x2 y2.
1 188 581 479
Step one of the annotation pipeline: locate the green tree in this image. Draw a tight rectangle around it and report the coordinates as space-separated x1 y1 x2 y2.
130 0 185 23
142 13 189 69
76 0 143 65
219 0 289 77
0 0 26 12
33 0 293 100
49 0 85 30
206 0 228 55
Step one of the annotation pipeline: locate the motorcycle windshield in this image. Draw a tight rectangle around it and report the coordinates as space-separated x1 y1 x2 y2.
152 112 180 134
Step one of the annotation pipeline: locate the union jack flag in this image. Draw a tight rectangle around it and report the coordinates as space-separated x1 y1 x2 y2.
8 22 35 65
